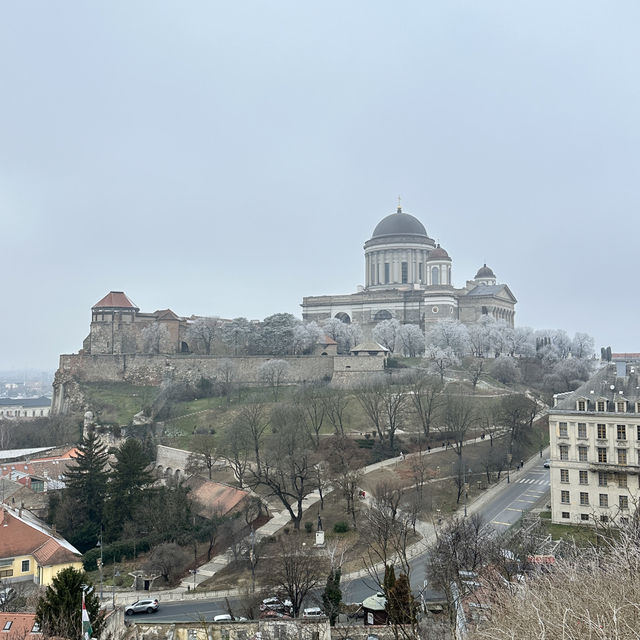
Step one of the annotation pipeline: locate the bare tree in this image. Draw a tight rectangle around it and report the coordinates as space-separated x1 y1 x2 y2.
258 359 290 400
425 345 460 382
354 376 386 441
269 537 328 617
235 402 270 474
406 371 443 440
467 357 485 391
186 434 218 480
438 392 476 458
324 435 365 527
218 420 252 488
322 390 350 437
248 410 316 530
216 358 236 403
145 542 190 583
297 385 326 448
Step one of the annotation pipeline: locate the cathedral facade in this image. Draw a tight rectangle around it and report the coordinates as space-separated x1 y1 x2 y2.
301 206 516 333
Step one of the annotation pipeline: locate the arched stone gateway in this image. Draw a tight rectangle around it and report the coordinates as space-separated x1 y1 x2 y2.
164 467 173 478
374 310 392 322
335 312 351 324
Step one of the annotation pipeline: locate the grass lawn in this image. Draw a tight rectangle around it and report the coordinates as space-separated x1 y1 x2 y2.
79 382 157 424
538 511 602 547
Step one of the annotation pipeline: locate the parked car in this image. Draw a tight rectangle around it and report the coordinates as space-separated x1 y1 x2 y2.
0 588 16 605
213 615 247 623
125 599 159 615
302 607 324 618
260 597 292 613
543 459 551 468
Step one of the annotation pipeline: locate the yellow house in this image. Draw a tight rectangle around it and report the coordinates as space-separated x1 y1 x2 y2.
0 506 83 586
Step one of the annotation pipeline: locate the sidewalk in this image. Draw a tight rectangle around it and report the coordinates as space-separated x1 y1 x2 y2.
108 439 549 603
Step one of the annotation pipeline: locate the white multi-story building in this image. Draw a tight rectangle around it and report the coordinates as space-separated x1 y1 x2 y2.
549 362 640 526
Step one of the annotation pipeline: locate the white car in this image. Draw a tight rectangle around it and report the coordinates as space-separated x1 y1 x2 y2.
213 615 247 623
543 459 551 468
302 607 324 618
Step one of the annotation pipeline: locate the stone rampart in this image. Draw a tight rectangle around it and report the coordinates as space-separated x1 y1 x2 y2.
52 353 336 414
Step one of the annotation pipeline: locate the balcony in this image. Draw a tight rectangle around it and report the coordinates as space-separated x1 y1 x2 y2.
588 461 640 475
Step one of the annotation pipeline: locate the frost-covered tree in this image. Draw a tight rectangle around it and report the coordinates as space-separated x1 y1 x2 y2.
467 317 496 358
141 322 170 354
187 316 222 355
572 332 595 359
221 317 253 355
322 318 363 354
258 313 300 355
425 345 460 381
258 359 290 400
292 321 323 355
373 318 402 353
510 326 536 357
535 329 572 361
425 319 469 357
397 324 425 357
490 355 522 385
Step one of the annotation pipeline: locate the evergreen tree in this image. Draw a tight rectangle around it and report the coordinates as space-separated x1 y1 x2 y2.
386 572 416 625
61 429 109 548
105 438 154 539
36 567 105 640
322 567 342 626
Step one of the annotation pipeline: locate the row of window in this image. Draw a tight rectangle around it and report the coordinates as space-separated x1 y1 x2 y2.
558 444 636 465
558 422 640 440
575 399 640 413
559 468 630 487
0 409 46 417
560 490 628 509
369 262 448 285
559 512 627 524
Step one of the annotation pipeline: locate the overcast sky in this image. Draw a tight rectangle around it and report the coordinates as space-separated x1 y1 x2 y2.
2 1 639 370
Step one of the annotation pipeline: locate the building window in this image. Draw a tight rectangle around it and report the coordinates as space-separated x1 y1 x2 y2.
21 560 29 572
3 622 12 631
579 492 589 506
599 494 609 508
370 263 375 285
561 490 570 504
384 263 390 284
418 262 423 281
577 400 586 411
619 495 629 510
401 262 408 284
559 422 568 438
617 425 627 440
618 449 627 465
579 470 588 485
597 401 606 412
637 403 640 413
600 515 609 523
617 401 627 412
621 516 629 525
598 472 608 487
560 469 569 483
597 424 607 439
578 446 588 462
0 569 13 578
581 513 590 521
431 265 440 285
597 448 607 463
559 445 569 461
637 425 640 440
562 511 570 519
618 473 628 488
578 423 587 439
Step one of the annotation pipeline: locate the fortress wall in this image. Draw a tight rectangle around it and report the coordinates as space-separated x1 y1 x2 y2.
56 353 335 387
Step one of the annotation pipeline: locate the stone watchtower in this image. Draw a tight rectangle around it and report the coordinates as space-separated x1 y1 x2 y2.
83 291 140 355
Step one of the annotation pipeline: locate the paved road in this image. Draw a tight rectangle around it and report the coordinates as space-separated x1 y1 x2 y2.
130 459 550 623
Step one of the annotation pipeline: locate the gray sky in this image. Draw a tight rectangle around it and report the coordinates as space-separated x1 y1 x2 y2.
2 1 639 370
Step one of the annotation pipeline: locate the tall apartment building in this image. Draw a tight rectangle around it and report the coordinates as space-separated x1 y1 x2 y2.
549 362 640 526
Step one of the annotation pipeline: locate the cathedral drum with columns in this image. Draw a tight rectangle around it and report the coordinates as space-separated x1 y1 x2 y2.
301 205 516 333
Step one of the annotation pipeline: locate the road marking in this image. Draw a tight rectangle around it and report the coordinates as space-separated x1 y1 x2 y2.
491 520 511 526
506 507 523 512
514 498 537 503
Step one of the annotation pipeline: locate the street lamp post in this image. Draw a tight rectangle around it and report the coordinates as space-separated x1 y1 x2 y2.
464 468 472 517
96 533 103 601
507 453 513 484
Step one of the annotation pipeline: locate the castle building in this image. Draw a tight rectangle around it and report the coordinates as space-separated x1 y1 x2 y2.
301 206 517 332
549 363 640 526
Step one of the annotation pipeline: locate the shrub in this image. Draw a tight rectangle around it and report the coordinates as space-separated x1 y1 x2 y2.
304 522 313 534
334 521 349 534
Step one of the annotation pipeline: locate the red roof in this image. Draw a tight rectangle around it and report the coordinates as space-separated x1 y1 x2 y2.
92 291 139 310
0 613 40 638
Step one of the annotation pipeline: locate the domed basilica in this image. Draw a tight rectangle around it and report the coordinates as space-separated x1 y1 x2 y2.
301 206 516 333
